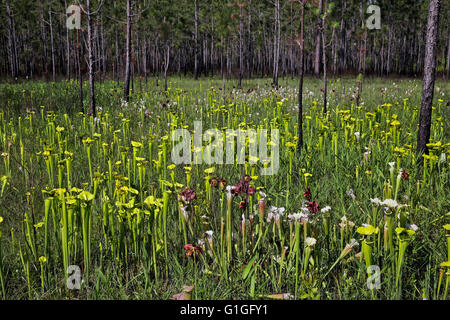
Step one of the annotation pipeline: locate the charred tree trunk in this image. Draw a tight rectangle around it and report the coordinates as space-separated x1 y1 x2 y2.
417 0 441 156
447 32 450 79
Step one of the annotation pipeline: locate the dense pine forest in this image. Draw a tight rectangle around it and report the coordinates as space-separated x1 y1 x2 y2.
1 0 449 82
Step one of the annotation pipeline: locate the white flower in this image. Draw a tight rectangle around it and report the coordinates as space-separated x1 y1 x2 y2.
406 224 419 232
388 162 396 173
347 189 356 200
180 206 189 219
225 185 236 199
305 237 317 247
381 199 398 209
205 230 214 241
320 206 331 213
288 212 307 223
267 206 285 223
440 153 446 163
347 238 359 249
354 132 360 141
370 198 383 206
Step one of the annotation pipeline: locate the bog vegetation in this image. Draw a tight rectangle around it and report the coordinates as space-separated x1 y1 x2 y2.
0 77 448 300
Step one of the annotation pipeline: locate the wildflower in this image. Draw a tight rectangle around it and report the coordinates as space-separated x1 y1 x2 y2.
381 199 398 209
320 206 331 213
267 206 285 223
205 230 214 242
239 198 247 209
180 206 189 220
388 162 396 174
303 187 312 201
354 132 360 141
401 169 409 180
288 212 308 223
370 198 383 206
210 177 219 187
406 224 419 232
343 239 359 255
305 237 317 248
184 244 203 259
307 201 320 214
347 189 356 200
226 185 236 199
178 188 196 204
219 178 227 190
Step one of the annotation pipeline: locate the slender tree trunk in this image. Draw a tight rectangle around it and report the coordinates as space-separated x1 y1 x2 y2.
6 0 18 78
417 0 441 156
87 0 96 116
194 0 199 80
447 32 450 79
115 26 120 82
124 0 132 101
77 29 83 112
164 41 170 91
65 0 70 80
273 0 280 88
314 0 323 76
49 7 56 82
239 4 244 88
297 0 305 154
322 0 329 114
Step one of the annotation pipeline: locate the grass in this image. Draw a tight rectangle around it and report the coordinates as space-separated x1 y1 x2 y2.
0 75 448 300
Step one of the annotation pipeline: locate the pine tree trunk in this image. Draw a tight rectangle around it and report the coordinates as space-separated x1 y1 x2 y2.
297 1 305 154
49 7 56 82
164 41 170 91
239 4 244 88
194 0 199 80
417 0 441 156
87 0 96 116
273 0 280 88
322 0 328 114
447 33 450 79
314 0 323 76
124 0 132 101
65 0 70 80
